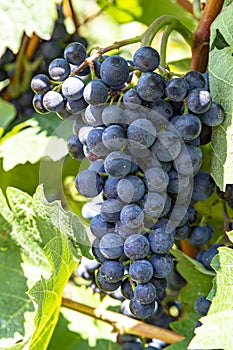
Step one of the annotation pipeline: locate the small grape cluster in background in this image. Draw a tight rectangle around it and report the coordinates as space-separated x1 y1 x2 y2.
31 39 225 349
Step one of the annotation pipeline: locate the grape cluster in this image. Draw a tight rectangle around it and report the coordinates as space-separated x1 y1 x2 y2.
31 41 225 330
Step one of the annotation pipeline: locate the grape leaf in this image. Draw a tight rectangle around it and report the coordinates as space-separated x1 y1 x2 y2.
0 98 16 137
166 250 214 349
0 0 57 57
209 6 233 190
166 313 198 350
188 244 233 349
97 0 142 23
171 249 214 313
0 113 73 171
0 185 90 349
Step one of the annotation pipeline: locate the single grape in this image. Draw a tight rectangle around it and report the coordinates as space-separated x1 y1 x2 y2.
201 244 222 270
133 46 160 72
83 79 109 105
124 234 150 260
121 279 134 300
183 70 206 91
120 204 144 229
86 126 109 157
83 105 104 126
149 227 174 254
117 175 145 203
67 133 85 160
48 58 70 81
171 114 202 141
32 94 49 114
104 151 132 177
165 77 189 102
102 124 127 151
101 105 125 125
151 131 182 162
136 72 165 102
149 99 174 121
99 233 124 259
129 298 157 319
100 55 129 87
188 225 210 246
127 119 157 150
62 76 84 100
100 260 124 283
173 144 203 176
31 74 51 94
75 169 104 198
43 90 64 112
100 198 123 223
174 222 190 240
192 171 215 201
144 167 169 192
103 177 120 199
134 282 157 304
64 42 87 65
186 88 212 114
194 296 211 316
123 88 142 108
198 102 225 126
141 192 165 218
96 270 121 292
129 260 154 284
150 253 174 279
90 214 115 238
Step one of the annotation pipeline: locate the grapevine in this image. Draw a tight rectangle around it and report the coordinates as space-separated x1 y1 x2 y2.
1 1 232 349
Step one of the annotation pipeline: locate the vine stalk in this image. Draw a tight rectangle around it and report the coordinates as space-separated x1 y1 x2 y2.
61 297 185 344
190 0 225 72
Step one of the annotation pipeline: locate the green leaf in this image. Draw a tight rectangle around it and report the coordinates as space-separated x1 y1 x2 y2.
171 250 214 312
97 0 142 23
0 113 73 171
0 185 90 349
0 98 16 137
138 0 197 31
209 6 233 190
188 245 233 349
166 313 198 350
166 250 214 349
0 194 35 349
0 0 57 56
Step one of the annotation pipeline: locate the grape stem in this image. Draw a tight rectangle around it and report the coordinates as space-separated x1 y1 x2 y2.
141 15 194 69
61 297 185 344
190 0 224 72
72 35 142 75
141 15 194 48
